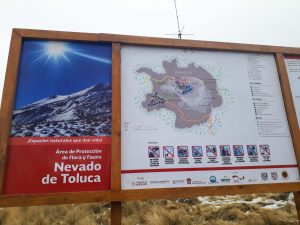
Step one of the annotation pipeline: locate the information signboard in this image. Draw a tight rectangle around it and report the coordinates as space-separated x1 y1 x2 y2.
121 45 299 189
4 40 112 194
0 29 300 214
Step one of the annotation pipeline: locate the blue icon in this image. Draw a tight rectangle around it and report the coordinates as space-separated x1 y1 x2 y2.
206 145 217 157
192 146 203 157
210 176 217 183
247 145 258 156
220 145 231 156
148 146 160 158
177 146 189 157
233 145 244 156
163 146 174 158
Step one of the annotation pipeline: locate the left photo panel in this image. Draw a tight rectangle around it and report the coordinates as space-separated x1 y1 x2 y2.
4 40 112 194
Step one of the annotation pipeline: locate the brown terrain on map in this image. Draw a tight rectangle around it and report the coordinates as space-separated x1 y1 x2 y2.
137 59 222 128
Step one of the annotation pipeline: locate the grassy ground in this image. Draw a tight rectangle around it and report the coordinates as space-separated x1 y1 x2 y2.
0 193 298 225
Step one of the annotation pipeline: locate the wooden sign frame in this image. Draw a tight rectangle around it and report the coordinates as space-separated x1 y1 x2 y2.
1 29 300 224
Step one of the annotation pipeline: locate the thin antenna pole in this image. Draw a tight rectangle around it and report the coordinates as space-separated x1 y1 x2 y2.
168 0 193 39
173 0 182 39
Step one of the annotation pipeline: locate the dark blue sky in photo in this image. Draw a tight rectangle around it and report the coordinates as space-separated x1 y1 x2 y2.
14 40 112 109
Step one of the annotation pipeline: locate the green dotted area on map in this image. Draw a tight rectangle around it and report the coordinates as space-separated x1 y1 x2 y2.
132 57 234 135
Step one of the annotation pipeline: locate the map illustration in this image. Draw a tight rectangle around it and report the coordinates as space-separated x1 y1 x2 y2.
137 59 222 128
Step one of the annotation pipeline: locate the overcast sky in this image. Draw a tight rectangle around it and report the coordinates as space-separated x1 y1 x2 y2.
1 0 300 106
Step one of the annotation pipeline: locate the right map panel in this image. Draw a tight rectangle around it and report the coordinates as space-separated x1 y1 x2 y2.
121 45 299 189
284 55 300 128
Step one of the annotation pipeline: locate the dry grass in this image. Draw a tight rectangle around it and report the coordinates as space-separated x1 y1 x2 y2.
121 193 298 225
0 193 298 225
0 203 110 225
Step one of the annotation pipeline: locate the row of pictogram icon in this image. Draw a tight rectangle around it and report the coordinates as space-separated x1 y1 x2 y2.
148 145 270 158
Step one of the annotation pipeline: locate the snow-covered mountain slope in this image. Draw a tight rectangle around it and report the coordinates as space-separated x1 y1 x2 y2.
11 83 111 137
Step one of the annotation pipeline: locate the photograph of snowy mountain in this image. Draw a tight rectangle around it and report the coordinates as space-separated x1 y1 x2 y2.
11 40 112 137
11 83 111 137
